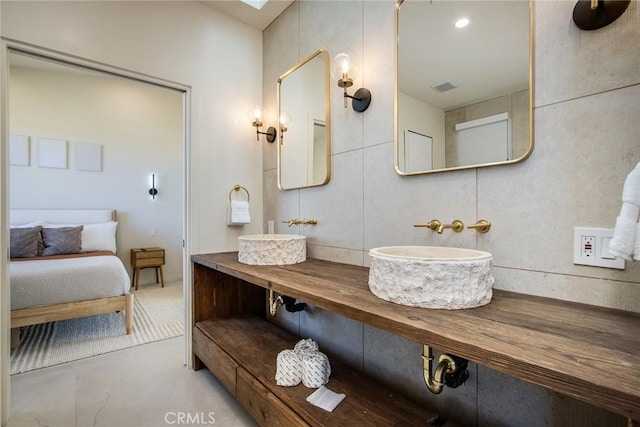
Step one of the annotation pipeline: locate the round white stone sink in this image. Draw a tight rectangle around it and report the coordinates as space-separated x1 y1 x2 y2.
368 246 494 310
238 234 306 265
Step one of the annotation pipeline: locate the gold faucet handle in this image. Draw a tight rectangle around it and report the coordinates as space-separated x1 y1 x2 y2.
282 219 299 227
467 220 491 233
413 219 441 231
303 219 318 227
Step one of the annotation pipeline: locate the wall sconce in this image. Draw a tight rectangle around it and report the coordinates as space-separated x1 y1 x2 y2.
148 173 158 199
279 111 291 144
573 0 630 30
248 105 276 143
331 52 372 113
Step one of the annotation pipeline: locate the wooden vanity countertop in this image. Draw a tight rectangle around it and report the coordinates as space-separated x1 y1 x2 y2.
192 252 640 420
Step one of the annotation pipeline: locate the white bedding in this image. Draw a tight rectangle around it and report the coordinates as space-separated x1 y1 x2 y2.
11 254 131 310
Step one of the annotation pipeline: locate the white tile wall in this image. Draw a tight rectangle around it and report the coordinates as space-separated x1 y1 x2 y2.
263 1 639 424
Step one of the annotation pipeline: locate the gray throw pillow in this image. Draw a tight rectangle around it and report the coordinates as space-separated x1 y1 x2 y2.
10 226 43 258
42 226 83 256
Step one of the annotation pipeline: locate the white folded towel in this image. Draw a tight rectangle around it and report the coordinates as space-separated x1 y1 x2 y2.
227 200 251 226
275 350 302 387
609 216 637 260
609 162 640 260
635 224 640 262
301 351 331 388
306 386 346 412
622 163 640 204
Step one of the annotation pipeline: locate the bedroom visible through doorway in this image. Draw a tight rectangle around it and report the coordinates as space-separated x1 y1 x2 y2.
6 49 187 370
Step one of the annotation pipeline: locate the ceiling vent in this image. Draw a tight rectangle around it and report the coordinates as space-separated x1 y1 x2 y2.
431 81 458 93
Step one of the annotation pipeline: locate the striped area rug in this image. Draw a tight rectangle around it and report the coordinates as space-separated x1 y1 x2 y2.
10 280 184 375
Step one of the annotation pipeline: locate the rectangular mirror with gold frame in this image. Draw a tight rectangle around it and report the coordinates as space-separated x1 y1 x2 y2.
395 0 534 175
277 49 331 190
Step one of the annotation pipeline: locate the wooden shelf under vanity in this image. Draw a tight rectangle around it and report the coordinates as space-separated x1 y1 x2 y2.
192 252 640 423
194 315 441 426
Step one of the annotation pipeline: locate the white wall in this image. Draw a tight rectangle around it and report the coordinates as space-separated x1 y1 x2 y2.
1 0 266 255
398 91 445 170
9 66 183 282
263 1 639 425
1 2 266 423
0 3 8 424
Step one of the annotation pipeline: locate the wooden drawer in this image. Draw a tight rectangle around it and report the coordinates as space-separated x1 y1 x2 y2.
131 248 164 267
236 367 309 427
193 327 238 395
135 257 164 267
135 249 164 259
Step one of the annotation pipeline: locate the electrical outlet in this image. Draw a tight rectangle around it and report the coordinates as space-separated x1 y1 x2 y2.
581 235 595 257
573 228 625 269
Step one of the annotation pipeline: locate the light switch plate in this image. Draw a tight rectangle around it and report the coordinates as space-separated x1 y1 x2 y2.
573 227 625 269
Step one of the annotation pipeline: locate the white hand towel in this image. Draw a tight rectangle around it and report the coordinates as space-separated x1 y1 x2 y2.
275 349 302 387
610 215 638 260
227 200 251 226
301 351 331 388
609 162 640 260
622 162 640 204
634 224 640 261
306 386 346 412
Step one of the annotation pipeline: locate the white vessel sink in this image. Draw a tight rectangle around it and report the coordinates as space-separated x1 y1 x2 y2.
368 246 494 310
238 234 306 265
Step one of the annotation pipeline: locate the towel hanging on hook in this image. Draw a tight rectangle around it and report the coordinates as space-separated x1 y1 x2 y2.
227 184 251 226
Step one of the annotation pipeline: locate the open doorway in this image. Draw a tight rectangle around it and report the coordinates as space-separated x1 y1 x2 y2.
5 48 189 373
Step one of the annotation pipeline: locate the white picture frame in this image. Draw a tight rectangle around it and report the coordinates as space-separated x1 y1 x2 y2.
38 138 68 169
9 134 30 166
74 142 103 172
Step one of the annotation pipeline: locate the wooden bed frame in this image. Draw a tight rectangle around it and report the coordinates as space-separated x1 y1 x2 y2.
9 209 134 348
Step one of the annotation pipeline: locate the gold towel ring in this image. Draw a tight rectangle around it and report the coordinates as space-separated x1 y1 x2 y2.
229 184 250 202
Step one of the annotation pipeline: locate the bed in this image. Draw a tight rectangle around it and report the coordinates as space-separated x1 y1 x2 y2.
9 209 133 348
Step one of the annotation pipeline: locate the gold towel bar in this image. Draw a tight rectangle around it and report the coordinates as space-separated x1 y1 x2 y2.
229 184 250 202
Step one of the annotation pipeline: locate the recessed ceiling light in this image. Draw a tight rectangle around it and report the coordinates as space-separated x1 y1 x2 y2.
241 0 269 10
455 18 470 29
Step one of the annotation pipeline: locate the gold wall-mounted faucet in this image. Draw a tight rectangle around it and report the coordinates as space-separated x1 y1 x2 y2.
436 220 464 234
282 218 318 227
415 219 489 234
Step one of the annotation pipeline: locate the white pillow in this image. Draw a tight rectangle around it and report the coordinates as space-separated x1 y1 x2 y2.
82 221 118 252
11 221 43 228
44 221 118 253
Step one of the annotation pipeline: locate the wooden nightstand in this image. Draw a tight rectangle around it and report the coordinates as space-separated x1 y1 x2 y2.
130 247 165 291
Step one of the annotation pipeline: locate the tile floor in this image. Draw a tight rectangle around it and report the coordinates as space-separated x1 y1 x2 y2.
9 337 257 427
